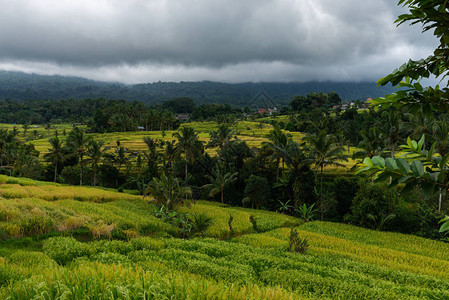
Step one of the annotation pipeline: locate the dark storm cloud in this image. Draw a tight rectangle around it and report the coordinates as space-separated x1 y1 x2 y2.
0 0 438 83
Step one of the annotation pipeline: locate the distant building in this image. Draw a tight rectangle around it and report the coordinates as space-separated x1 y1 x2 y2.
268 107 278 115
177 114 189 120
341 103 355 110
258 107 278 115
137 126 145 131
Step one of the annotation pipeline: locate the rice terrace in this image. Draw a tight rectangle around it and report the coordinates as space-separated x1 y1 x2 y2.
0 0 448 299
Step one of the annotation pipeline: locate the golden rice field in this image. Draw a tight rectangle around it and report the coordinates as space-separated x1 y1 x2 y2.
0 175 447 298
0 175 297 240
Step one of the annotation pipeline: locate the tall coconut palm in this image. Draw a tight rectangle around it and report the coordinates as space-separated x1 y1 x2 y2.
262 125 292 181
202 163 238 204
84 140 108 186
281 140 310 203
22 123 30 139
66 127 92 185
143 137 162 178
305 130 347 219
380 109 403 159
207 123 237 159
173 127 203 179
106 142 131 186
43 136 65 182
163 140 177 173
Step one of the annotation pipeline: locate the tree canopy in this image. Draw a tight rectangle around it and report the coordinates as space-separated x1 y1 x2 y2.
374 0 449 113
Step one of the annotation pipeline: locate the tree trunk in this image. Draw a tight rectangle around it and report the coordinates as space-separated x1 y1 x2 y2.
116 163 121 187
439 188 443 212
282 158 285 177
185 150 188 179
54 162 58 183
93 168 97 186
221 188 224 204
276 157 280 182
320 164 324 221
79 156 83 186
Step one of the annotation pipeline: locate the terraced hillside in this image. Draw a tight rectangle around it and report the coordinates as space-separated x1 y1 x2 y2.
0 175 447 299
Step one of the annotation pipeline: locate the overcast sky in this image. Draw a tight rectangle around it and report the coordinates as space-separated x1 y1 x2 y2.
0 0 437 84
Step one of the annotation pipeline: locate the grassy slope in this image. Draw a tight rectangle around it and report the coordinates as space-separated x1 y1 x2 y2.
0 176 447 298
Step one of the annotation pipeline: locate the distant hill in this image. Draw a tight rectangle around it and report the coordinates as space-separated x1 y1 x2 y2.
0 70 396 106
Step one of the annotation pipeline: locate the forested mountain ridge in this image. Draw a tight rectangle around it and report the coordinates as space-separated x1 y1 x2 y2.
0 70 396 105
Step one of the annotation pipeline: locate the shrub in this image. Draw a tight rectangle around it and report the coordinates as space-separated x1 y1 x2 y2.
288 227 308 254
190 213 213 236
349 183 400 229
416 204 446 240
228 214 234 236
331 177 359 219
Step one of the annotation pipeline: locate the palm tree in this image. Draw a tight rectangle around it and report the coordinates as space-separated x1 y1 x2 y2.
262 125 292 181
380 109 403 159
14 147 38 177
173 127 203 179
166 111 177 130
44 123 52 134
143 137 162 178
352 127 385 160
1 130 19 172
144 174 192 211
0 129 9 167
146 109 157 131
202 163 238 204
106 141 131 186
43 136 64 182
281 140 310 203
163 140 177 173
22 123 30 139
305 130 347 219
404 111 434 143
207 123 237 159
66 127 92 185
84 140 108 186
